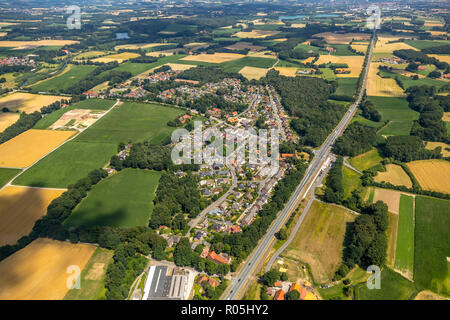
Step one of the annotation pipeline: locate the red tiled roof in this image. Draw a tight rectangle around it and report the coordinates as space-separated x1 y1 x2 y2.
274 289 285 300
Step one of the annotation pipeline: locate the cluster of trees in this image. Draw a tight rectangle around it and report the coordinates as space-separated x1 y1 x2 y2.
393 49 450 71
194 276 228 300
0 64 32 75
335 201 389 279
173 238 231 276
0 111 41 144
40 99 70 114
422 44 450 54
111 143 173 171
323 157 344 204
333 122 378 157
266 69 346 147
210 162 307 266
178 66 245 84
381 135 441 162
65 62 131 94
129 55 158 64
359 98 382 122
149 172 203 229
184 93 247 114
406 86 449 142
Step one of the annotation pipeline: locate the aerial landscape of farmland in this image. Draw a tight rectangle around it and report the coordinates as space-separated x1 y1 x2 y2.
0 0 448 310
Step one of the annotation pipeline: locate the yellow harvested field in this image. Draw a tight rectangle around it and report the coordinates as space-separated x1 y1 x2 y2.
426 141 450 157
146 51 174 57
373 36 417 54
300 56 316 64
0 112 19 133
291 23 306 28
429 31 447 36
184 42 209 48
351 44 368 54
114 42 175 50
374 164 412 188
366 62 405 97
92 52 140 63
373 188 401 214
407 160 450 194
313 32 370 44
0 186 65 246
0 238 95 300
0 40 79 48
0 129 75 168
428 55 450 65
246 51 277 59
415 290 449 300
0 92 69 113
443 112 450 122
239 66 268 80
272 38 287 42
232 30 281 39
164 63 194 71
315 55 364 78
74 51 108 60
181 52 245 63
424 21 444 27
274 67 298 77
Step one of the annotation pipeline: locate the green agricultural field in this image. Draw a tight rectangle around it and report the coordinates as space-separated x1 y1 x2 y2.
33 99 116 129
0 168 21 188
108 62 159 77
213 28 240 36
367 96 419 136
65 168 161 228
378 69 448 90
75 102 184 144
335 77 358 96
349 148 382 172
394 195 415 279
30 64 96 93
404 40 450 50
220 56 277 73
351 115 383 129
328 44 359 56
358 268 418 300
342 166 361 199
64 247 114 300
13 141 117 188
414 196 450 297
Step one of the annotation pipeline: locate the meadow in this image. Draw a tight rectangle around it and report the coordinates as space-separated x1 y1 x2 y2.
349 148 382 172
64 169 161 228
367 96 419 136
414 196 450 297
358 268 418 300
30 64 96 93
283 201 356 283
342 166 361 199
64 247 114 300
33 99 116 129
394 195 415 280
12 141 117 188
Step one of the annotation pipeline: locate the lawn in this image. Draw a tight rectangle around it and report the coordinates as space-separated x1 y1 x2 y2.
30 64 96 93
0 168 21 188
65 168 161 228
13 141 117 188
220 56 276 73
33 99 116 129
335 77 358 97
414 196 450 297
75 102 184 144
349 148 383 172
367 96 419 136
358 268 418 300
394 195 415 279
64 247 113 300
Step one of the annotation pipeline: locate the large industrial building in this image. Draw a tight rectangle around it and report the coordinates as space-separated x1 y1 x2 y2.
142 265 191 300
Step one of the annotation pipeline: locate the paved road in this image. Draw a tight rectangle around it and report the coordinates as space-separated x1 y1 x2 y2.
223 32 375 300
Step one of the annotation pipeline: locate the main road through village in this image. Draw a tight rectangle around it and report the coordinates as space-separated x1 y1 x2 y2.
223 32 376 300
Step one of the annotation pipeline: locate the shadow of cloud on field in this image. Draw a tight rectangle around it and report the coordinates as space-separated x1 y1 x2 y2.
65 199 128 229
0 185 46 247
